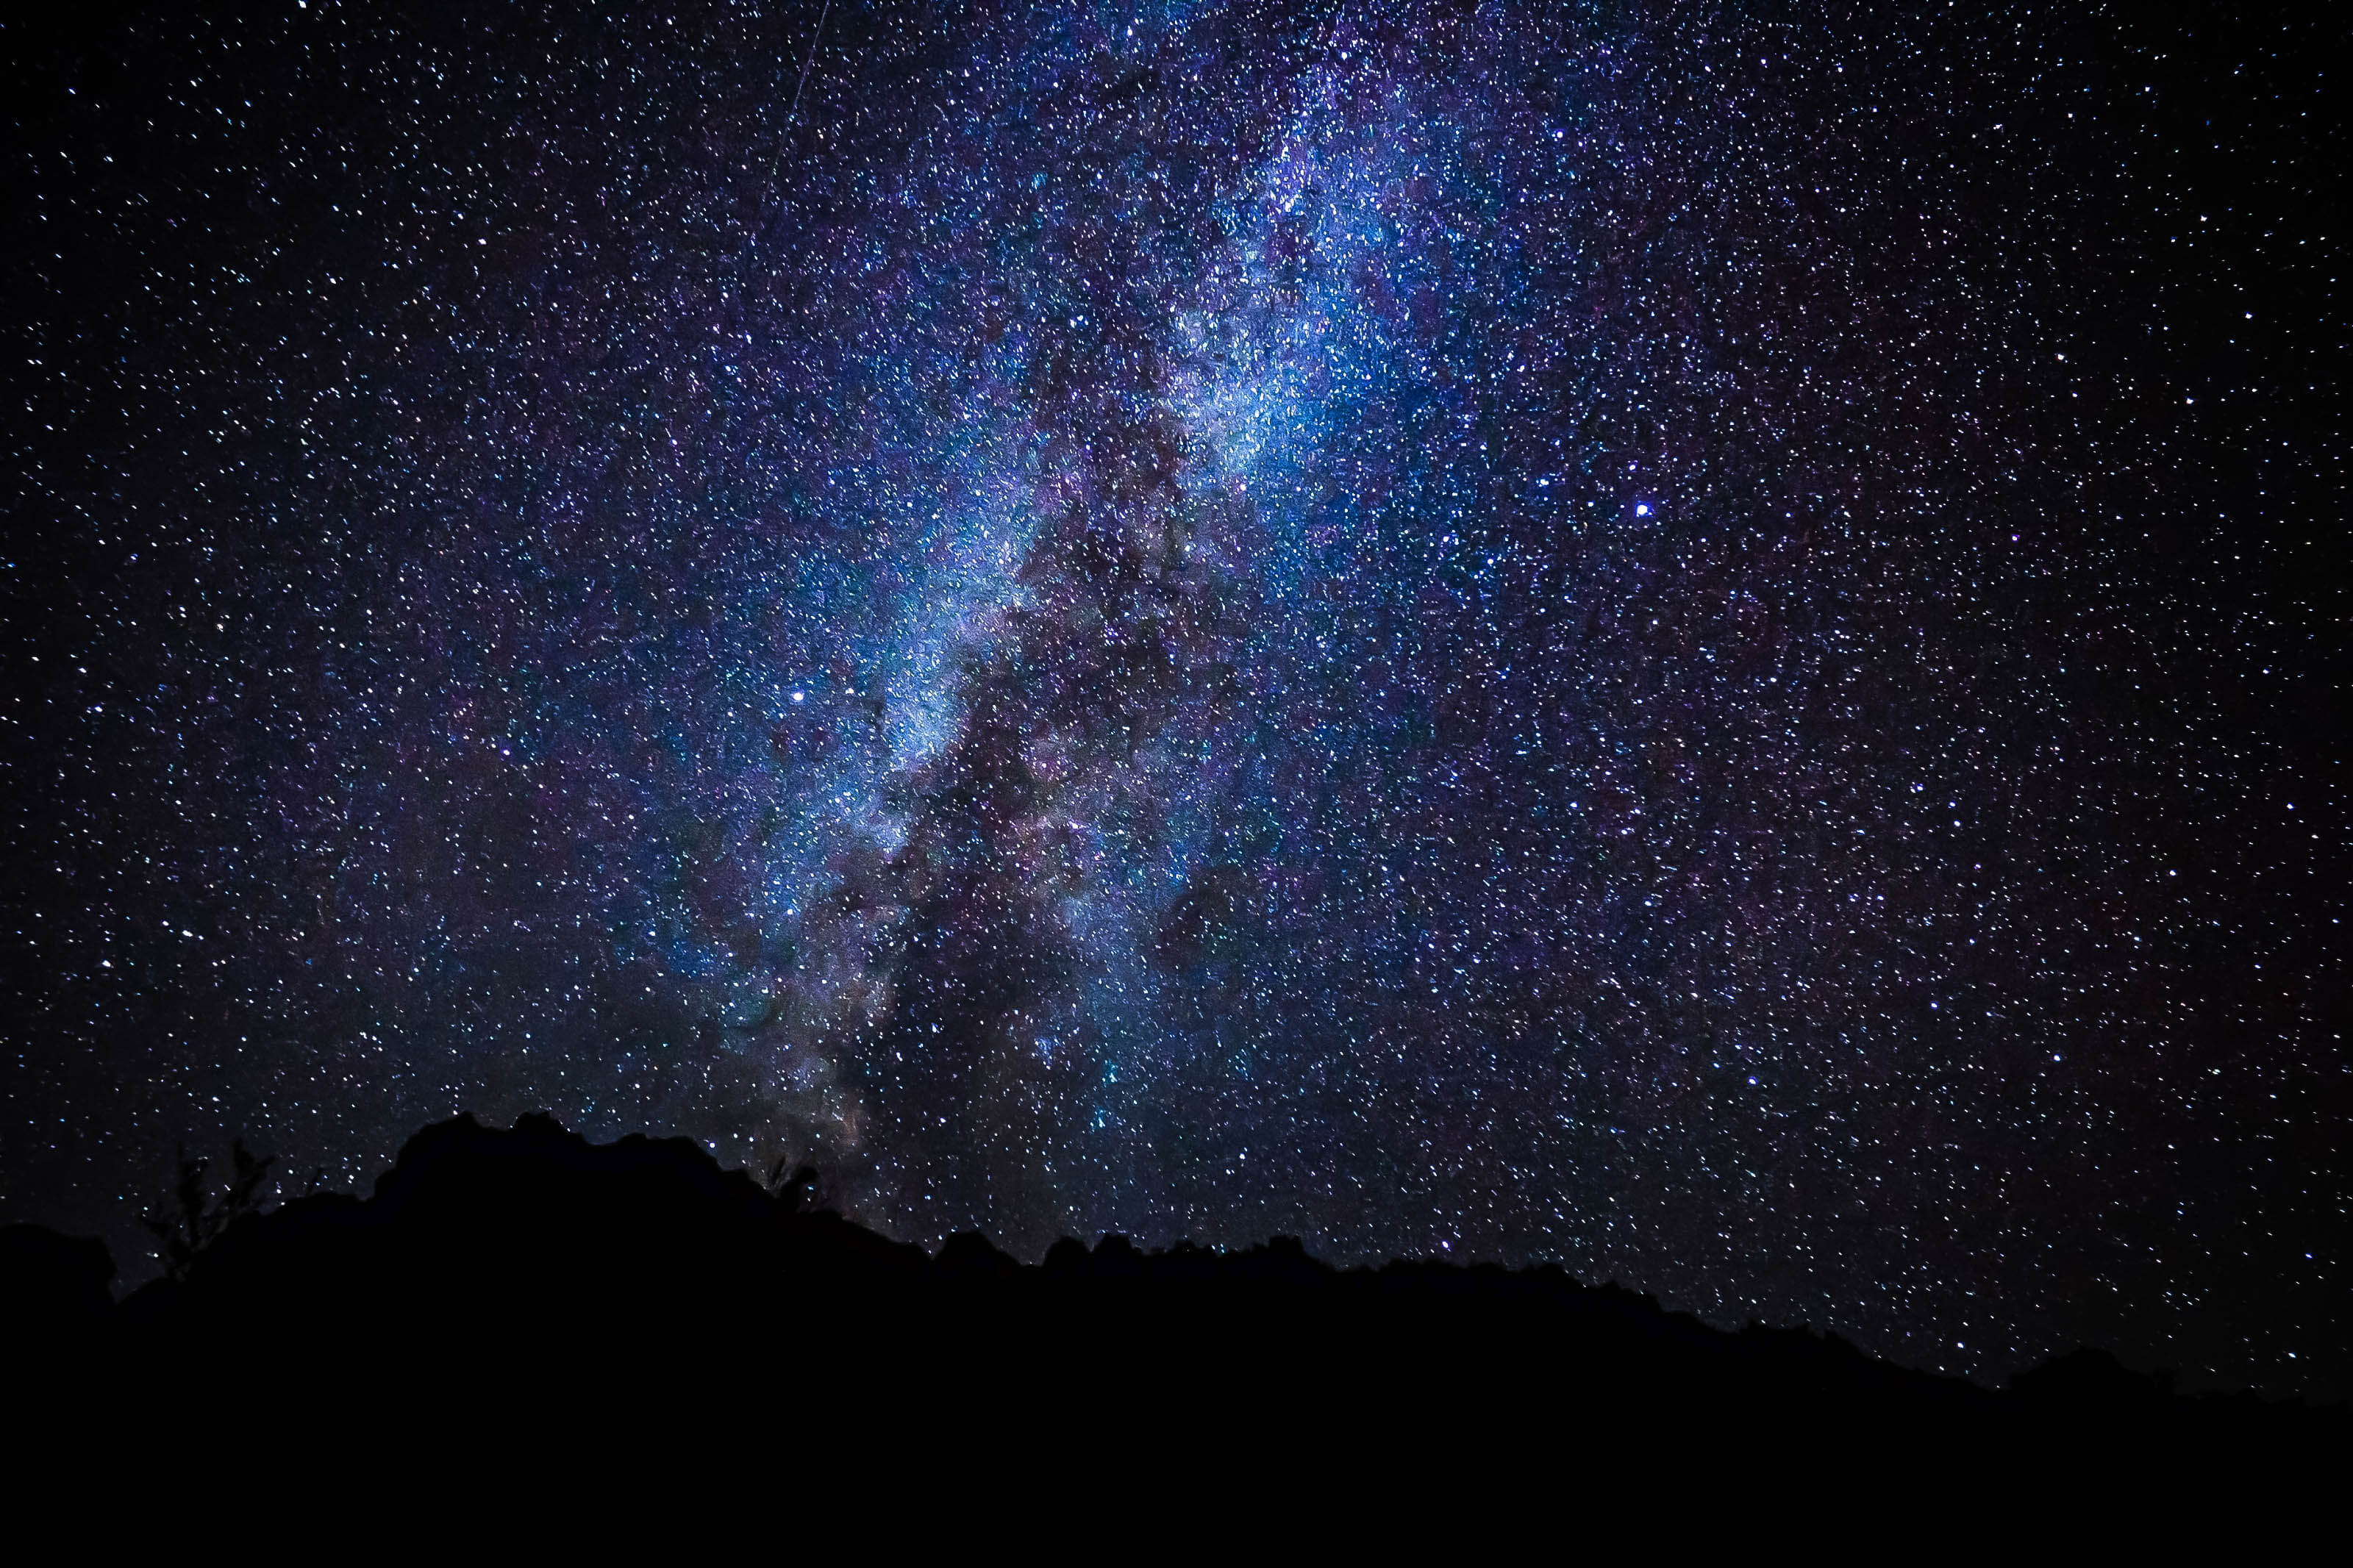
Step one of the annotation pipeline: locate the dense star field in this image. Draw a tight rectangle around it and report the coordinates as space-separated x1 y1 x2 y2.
4 1 2341 1394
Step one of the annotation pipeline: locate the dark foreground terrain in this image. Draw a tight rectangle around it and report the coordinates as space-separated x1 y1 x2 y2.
5 1114 2339 1499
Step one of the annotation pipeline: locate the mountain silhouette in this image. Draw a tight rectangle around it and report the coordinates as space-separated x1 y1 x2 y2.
6 1113 2338 1492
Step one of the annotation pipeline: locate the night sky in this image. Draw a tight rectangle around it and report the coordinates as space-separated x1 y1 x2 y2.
4 1 2341 1395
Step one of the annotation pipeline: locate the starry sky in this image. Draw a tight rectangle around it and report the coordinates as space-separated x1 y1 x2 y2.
4 1 2342 1395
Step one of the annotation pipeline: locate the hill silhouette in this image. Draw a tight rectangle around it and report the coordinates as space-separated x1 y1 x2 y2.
5 1114 2339 1481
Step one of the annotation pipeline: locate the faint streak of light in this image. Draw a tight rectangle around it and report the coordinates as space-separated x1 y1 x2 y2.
785 0 832 139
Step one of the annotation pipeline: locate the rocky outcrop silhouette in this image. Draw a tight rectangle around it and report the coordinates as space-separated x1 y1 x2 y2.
0 1222 112 1328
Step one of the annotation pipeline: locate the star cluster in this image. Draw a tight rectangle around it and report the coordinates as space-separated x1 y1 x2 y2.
4 1 2340 1394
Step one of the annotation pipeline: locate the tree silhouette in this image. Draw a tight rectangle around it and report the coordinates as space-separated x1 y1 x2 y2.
142 1139 277 1281
766 1157 821 1215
